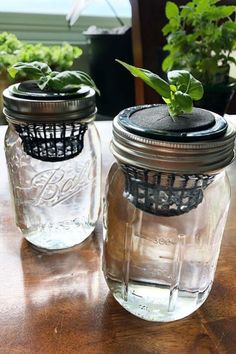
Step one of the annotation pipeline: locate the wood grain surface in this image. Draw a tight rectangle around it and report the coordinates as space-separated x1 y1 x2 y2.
0 121 235 354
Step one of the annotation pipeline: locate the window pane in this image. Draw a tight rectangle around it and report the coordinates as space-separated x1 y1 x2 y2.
0 0 131 17
0 0 73 14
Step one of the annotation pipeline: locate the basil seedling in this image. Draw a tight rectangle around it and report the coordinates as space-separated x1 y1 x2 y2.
8 61 100 94
116 59 203 117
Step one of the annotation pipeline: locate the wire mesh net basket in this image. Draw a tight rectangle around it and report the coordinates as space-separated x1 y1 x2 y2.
121 164 214 217
15 122 87 162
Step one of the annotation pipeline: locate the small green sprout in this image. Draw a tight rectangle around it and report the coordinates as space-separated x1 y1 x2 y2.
8 61 100 94
116 59 204 117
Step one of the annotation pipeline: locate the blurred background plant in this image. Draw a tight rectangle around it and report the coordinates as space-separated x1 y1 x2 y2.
162 0 236 115
0 31 82 76
0 31 82 122
18 43 82 71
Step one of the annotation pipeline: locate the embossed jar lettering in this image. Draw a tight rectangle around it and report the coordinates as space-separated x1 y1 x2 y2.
32 158 95 207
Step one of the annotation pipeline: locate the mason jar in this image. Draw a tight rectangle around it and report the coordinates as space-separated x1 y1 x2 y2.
4 81 101 251
103 104 235 322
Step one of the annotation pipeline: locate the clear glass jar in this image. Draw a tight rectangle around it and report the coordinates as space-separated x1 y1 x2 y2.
4 82 101 251
103 105 236 322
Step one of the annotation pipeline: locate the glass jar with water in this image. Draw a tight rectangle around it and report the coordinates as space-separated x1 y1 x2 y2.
4 81 101 251
103 104 235 321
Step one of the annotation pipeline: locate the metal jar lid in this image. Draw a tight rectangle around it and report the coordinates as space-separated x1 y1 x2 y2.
111 104 236 174
3 81 96 123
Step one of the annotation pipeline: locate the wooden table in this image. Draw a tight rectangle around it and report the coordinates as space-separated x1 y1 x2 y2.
0 121 236 354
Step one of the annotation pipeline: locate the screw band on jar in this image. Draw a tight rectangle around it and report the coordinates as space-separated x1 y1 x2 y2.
112 105 236 217
3 83 96 162
112 105 236 175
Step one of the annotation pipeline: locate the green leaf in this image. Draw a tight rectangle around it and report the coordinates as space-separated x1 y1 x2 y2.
228 56 236 65
37 74 52 90
162 55 174 72
168 70 190 91
162 97 171 104
162 23 173 36
38 70 100 94
223 21 236 32
180 4 195 18
166 1 179 19
162 0 236 88
186 78 204 101
168 70 203 100
8 60 99 94
8 61 51 79
196 0 208 11
170 84 177 92
174 91 193 112
116 61 204 117
213 5 235 19
116 59 170 98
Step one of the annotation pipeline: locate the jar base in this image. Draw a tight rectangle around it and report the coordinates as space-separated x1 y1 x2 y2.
22 221 95 251
106 278 211 322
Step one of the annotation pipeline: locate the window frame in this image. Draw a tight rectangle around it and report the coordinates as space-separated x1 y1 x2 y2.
0 12 131 44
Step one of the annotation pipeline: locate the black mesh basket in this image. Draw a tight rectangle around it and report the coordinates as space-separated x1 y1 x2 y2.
121 164 214 217
15 122 87 162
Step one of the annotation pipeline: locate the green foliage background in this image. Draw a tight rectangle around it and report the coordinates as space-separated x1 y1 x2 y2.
162 0 236 85
0 32 82 77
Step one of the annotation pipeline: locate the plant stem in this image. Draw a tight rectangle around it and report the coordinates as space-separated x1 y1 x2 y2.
104 0 124 26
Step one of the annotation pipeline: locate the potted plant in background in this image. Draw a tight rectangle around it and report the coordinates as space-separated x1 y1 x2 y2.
0 32 82 123
66 0 135 117
162 0 236 115
0 32 22 121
